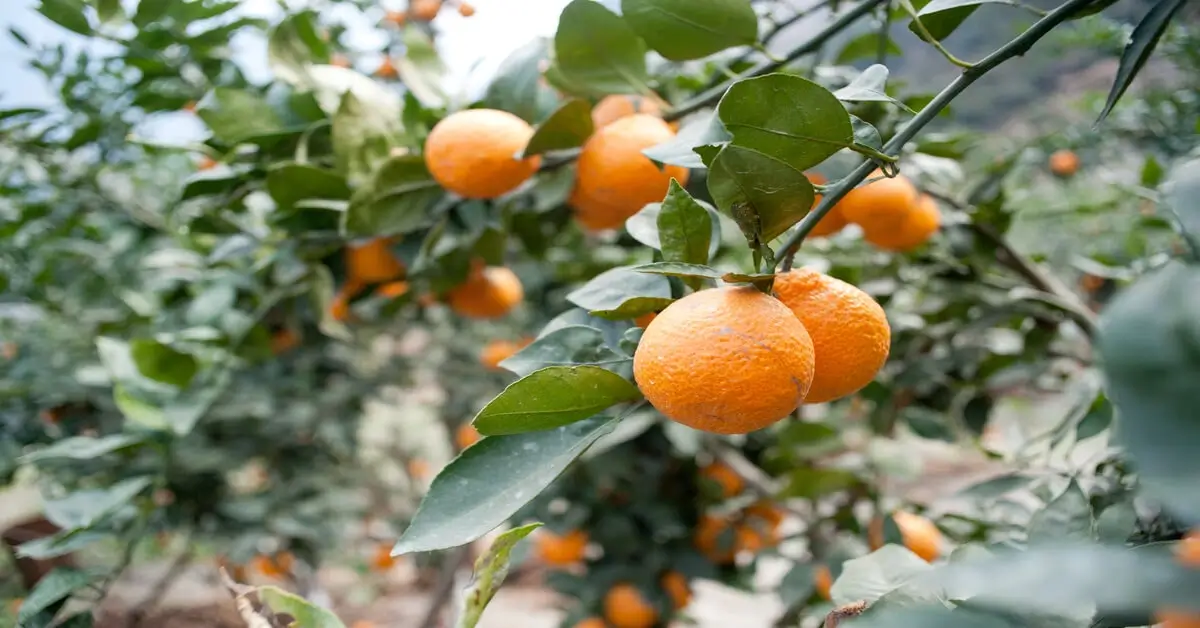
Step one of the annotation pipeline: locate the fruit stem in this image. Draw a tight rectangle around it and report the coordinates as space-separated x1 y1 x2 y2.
774 0 1100 267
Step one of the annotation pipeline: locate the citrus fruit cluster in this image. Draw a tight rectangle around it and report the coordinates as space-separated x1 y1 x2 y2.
633 268 890 434
807 170 942 252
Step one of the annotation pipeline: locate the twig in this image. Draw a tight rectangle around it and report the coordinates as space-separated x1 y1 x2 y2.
417 545 472 628
125 543 195 628
774 0 1100 265
702 0 838 90
898 0 975 69
665 0 886 122
824 601 869 627
876 0 894 64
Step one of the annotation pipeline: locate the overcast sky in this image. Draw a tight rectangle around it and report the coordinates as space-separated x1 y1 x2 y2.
1 0 571 140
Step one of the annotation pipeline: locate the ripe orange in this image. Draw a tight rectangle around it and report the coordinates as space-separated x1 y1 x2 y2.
535 529 589 566
1080 273 1104 293
346 238 405 284
573 114 689 231
424 109 540 199
1156 532 1200 627
183 101 197 113
868 511 942 562
699 461 744 498
836 169 919 233
1178 530 1200 565
1156 611 1200 628
447 264 523 319
271 329 299 354
814 564 833 600
411 0 441 20
480 337 532 370
803 172 848 237
661 570 691 609
457 2 475 16
330 54 351 68
370 542 396 571
252 553 292 579
861 193 941 252
384 10 407 25
591 95 664 129
603 583 658 628
1049 149 1079 177
329 282 361 322
773 268 890 404
633 312 657 328
197 156 217 171
634 287 815 434
455 423 481 449
375 57 398 78
407 458 430 479
375 280 410 299
574 619 608 628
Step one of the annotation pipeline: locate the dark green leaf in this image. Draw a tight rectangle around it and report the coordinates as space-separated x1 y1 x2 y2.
620 0 757 61
21 435 144 463
257 587 345 628
393 416 620 554
179 169 246 201
851 114 884 150
18 568 94 624
834 64 915 113
94 0 122 23
129 339 198 388
837 31 903 64
198 87 287 145
396 24 447 107
520 98 594 157
1141 155 1164 187
458 524 543 628
626 200 722 260
553 0 652 97
1095 501 1138 543
907 0 978 41
956 473 1032 501
778 563 816 608
1026 480 1094 544
341 155 442 236
484 38 562 124
500 326 631 378
1161 157 1200 249
642 111 731 169
631 262 722 280
707 145 815 244
267 11 331 85
717 73 853 171
1095 0 1187 125
783 467 860 499
37 0 92 35
566 266 674 319
43 477 152 529
473 366 641 435
1075 394 1113 441
266 163 351 211
657 180 713 274
331 91 405 188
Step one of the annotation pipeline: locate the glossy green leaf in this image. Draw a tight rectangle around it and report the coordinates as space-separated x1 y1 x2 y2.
484 38 562 124
473 366 640 435
197 87 287 145
642 111 730 169
38 0 91 35
456 523 543 628
520 99 594 157
393 416 619 554
834 64 915 113
342 155 442 237
716 73 853 171
566 266 674 319
258 587 346 628
706 145 815 244
1096 0 1186 124
500 326 631 378
906 0 979 41
43 477 152 529
1026 480 1094 544
626 200 722 260
331 91 405 189
130 339 197 388
18 568 94 624
266 10 330 85
620 0 757 61
631 262 722 280
266 163 351 211
553 0 652 97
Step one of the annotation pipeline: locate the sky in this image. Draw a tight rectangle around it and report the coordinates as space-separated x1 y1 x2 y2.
0 0 572 140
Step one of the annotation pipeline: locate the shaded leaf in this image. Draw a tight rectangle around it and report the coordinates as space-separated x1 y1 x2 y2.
21 435 144 463
257 587 345 628
396 24 447 107
520 98 594 157
38 0 91 35
657 180 713 273
331 91 405 188
620 0 757 61
198 87 287 145
837 31 903 64
457 524 543 628
707 145 815 244
642 111 731 169
1026 480 1094 544
484 38 562 124
130 339 197 388
473 366 640 435
266 10 330 85
500 326 631 378
566 266 674 319
1095 0 1187 125
783 467 860 499
906 0 979 41
631 262 722 280
18 568 94 624
266 163 351 211
44 477 152 529
834 64 915 113
342 155 442 237
552 0 651 97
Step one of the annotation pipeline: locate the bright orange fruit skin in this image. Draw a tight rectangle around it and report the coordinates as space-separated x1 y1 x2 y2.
869 511 943 562
814 564 833 600
591 95 664 128
480 337 532 370
573 114 689 231
694 514 737 564
837 170 919 233
447 266 523 319
661 570 691 609
455 423 481 449
411 0 442 21
862 193 941 252
573 619 608 628
804 172 848 237
603 583 658 628
346 238 405 284
1157 531 1200 628
457 2 475 16
633 287 815 434
536 529 589 566
424 109 540 199
1049 149 1080 177
699 461 744 497
774 268 890 404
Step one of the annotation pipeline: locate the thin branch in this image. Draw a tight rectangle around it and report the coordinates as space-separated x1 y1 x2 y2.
898 0 975 69
125 542 195 628
774 0 1100 265
416 545 472 628
665 0 886 122
876 0 894 64
702 0 838 90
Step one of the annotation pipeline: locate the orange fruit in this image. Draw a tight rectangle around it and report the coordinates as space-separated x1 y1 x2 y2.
1 342 17 360
868 511 942 562
803 172 848 237
698 461 744 497
424 109 540 199
252 554 287 579
407 458 430 479
773 268 890 403
271 329 299 354
1178 530 1200 565
536 529 588 566
574 619 608 628
633 286 815 434
573 114 689 231
861 193 941 252
411 0 441 20
603 583 658 628
330 54 351 68
457 2 475 16
370 543 396 571
375 57 397 78
836 169 919 233
346 238 405 284
1156 611 1200 628
633 312 657 328
480 337 532 370
447 264 523 319
814 564 833 600
1049 149 1079 177
198 156 217 171
591 95 664 129
384 10 407 25
456 423 481 449
376 280 410 299
183 101 197 113
40 407 63 424
661 570 691 609
1156 532 1200 627
329 283 360 322
694 514 737 564
1080 273 1105 293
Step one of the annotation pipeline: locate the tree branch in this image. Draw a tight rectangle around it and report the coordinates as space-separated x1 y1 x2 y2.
416 545 472 628
125 540 194 628
774 0 1100 264
701 0 839 90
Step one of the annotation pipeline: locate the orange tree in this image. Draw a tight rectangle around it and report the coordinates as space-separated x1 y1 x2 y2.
4 0 1200 627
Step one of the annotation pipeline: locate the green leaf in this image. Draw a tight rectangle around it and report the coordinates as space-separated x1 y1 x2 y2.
1161 157 1200 250
520 98 594 158
456 524 543 628
782 467 860 499
657 180 713 277
18 568 94 624
631 261 722 280
716 73 853 171
642 111 731 169
906 0 979 41
43 477 152 530
1095 501 1138 543
342 155 442 237
1075 394 1113 441
331 91 405 189
1026 480 1094 544
626 200 722 260
619 0 757 61
129 339 197 388
473 366 641 435
834 64 915 114
393 416 620 554
113 384 167 430
837 31 903 64
706 145 815 244
829 545 936 607
499 326 631 378
484 38 562 124
18 530 108 560
21 435 144 464
1096 0 1187 124
396 24 447 107
778 562 816 608
552 0 652 97
257 587 346 628
94 0 123 23
266 163 351 211
266 10 331 85
1098 261 1200 524
955 473 1032 501
197 87 287 145
165 370 231 436
37 0 92 35
566 266 674 319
